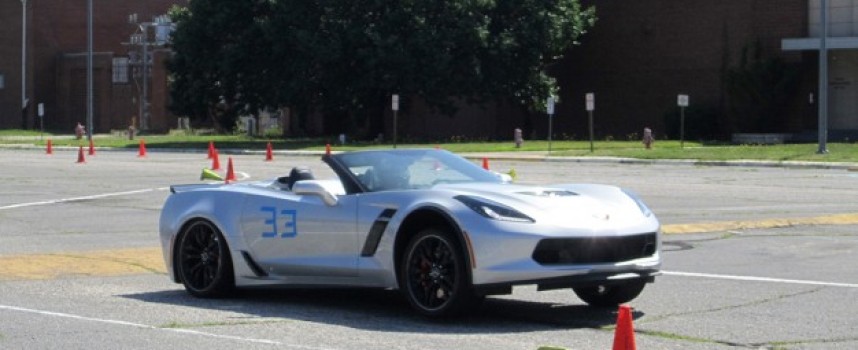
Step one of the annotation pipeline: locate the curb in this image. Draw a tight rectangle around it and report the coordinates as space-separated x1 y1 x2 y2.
3 144 858 170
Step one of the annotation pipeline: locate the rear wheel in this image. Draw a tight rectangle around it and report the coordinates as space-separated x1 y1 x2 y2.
573 280 647 307
176 220 235 298
400 228 474 317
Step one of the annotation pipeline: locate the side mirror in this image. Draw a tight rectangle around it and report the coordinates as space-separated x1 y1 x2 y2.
292 180 339 206
493 171 513 183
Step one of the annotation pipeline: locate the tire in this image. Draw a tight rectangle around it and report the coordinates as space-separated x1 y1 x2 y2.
400 228 474 317
176 220 235 298
573 280 647 307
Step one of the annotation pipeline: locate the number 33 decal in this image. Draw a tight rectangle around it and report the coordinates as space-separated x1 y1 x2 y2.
260 206 298 238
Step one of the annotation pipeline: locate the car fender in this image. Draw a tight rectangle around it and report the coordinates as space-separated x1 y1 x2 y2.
160 188 248 282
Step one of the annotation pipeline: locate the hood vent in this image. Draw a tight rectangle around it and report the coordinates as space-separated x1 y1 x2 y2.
517 190 578 197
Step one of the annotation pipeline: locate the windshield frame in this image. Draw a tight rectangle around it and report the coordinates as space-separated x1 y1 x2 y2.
324 149 501 194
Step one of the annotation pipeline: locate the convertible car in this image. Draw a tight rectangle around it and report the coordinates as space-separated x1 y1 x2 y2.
159 149 660 317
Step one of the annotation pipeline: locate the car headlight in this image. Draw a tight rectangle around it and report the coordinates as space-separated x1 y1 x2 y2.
622 189 653 217
455 195 534 223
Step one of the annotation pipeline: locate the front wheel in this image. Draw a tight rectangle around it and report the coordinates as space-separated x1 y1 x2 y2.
400 228 475 317
176 220 235 298
573 280 647 307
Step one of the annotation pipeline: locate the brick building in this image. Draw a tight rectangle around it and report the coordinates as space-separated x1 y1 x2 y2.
556 0 811 140
1 1 855 140
390 0 856 141
0 0 178 133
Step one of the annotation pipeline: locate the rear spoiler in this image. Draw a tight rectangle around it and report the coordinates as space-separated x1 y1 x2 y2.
170 183 220 194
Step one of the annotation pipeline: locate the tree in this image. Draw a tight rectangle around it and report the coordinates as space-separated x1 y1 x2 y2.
167 0 274 132
168 0 596 135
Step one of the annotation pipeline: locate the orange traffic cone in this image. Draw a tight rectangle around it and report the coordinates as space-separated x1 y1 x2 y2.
46 139 53 155
325 144 331 156
207 141 215 159
265 142 273 161
138 139 147 158
612 305 637 350
76 146 86 164
211 149 221 170
88 138 96 156
224 157 237 183
482 157 490 170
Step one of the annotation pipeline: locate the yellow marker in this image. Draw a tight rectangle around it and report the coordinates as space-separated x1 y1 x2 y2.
0 247 165 281
200 168 223 181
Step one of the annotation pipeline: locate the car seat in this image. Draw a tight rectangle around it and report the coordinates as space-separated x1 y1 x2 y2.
286 166 314 189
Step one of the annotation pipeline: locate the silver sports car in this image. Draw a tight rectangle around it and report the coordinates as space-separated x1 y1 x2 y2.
159 149 660 317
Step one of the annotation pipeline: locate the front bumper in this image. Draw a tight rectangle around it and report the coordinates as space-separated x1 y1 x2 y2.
473 269 660 296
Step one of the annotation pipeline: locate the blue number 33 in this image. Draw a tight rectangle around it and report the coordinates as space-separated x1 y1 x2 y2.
261 206 298 238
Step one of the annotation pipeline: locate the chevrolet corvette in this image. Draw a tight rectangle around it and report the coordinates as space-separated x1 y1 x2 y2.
159 149 660 317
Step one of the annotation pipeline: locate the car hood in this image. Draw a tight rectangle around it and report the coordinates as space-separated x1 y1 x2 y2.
434 182 655 230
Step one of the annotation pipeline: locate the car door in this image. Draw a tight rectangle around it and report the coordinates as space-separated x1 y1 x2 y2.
240 190 358 277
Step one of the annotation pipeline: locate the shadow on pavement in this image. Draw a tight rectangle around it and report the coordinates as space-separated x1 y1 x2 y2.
122 287 644 334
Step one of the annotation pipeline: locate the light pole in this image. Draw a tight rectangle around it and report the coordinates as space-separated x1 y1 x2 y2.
21 0 28 129
86 0 93 140
817 0 829 154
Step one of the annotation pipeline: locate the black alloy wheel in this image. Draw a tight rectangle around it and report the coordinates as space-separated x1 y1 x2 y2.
401 228 472 317
176 220 234 298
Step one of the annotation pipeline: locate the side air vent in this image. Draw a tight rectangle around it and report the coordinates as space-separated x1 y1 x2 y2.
241 251 268 277
361 209 397 257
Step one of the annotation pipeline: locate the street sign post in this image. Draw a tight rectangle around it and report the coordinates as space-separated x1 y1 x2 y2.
392 94 399 149
586 93 595 152
677 94 689 148
38 102 44 140
547 96 555 154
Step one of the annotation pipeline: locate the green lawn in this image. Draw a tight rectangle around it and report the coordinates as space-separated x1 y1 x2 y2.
1 131 856 163
0 129 51 136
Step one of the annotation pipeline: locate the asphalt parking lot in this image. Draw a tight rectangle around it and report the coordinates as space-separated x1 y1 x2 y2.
0 147 856 349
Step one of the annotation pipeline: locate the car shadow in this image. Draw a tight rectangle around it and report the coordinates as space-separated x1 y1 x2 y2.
121 287 644 334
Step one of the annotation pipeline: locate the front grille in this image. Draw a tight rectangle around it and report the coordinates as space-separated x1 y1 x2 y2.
532 233 657 265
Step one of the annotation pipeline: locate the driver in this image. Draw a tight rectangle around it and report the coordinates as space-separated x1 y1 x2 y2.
371 157 411 191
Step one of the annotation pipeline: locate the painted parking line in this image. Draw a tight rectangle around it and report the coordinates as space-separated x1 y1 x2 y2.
0 188 168 211
663 271 858 288
0 304 287 346
662 212 858 234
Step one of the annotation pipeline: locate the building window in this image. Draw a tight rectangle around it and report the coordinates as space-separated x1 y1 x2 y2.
112 57 130 84
0 73 5 89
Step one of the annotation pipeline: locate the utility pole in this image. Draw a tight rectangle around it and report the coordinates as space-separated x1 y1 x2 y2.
124 14 173 131
818 0 829 154
21 0 28 129
87 0 94 140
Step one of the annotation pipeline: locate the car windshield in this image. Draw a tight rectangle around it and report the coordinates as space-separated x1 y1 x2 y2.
333 149 502 192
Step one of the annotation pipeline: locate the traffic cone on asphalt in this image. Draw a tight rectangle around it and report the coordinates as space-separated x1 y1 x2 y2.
482 157 490 170
76 146 86 164
88 138 96 156
138 139 147 158
265 142 273 161
46 139 53 155
612 305 637 350
211 149 221 170
207 141 215 159
224 157 237 184
200 168 224 181
325 144 331 156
